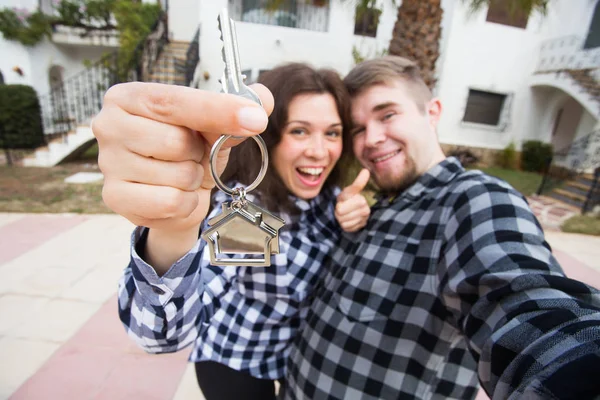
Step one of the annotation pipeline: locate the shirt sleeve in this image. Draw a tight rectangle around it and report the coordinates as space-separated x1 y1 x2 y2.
438 180 600 399
117 193 233 354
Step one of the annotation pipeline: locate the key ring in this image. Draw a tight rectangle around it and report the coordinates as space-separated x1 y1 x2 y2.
209 134 268 196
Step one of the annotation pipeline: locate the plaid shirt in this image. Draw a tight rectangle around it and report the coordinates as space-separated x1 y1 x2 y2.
283 157 600 400
118 186 340 379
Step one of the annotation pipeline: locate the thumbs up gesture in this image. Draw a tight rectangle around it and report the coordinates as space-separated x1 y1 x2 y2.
335 169 371 233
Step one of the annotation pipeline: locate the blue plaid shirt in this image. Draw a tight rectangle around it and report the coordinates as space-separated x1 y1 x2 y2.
283 157 600 400
118 186 341 379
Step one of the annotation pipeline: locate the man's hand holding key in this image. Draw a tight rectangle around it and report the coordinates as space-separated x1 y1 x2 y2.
92 82 274 234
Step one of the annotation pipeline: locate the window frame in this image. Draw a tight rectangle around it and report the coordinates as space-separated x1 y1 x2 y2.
461 88 512 131
354 6 381 37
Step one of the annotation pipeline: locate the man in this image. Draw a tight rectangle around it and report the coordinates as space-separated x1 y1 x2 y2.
281 56 600 400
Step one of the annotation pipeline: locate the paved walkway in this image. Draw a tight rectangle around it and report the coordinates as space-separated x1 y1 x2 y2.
527 194 581 231
0 211 599 400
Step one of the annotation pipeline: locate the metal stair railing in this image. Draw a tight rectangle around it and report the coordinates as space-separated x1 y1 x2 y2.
537 129 600 213
37 10 168 140
184 26 200 87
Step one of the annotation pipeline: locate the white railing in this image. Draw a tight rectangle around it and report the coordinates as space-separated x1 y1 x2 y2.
228 0 330 32
536 35 600 72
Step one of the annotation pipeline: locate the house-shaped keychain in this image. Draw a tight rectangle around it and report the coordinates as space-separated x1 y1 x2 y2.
201 200 285 267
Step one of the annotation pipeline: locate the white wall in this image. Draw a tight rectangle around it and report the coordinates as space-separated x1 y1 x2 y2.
196 0 356 92
575 108 597 141
168 0 199 41
0 0 37 10
0 37 33 85
27 41 112 95
535 0 597 39
552 97 584 151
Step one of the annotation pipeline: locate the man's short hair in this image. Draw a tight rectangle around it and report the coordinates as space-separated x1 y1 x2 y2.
343 56 432 113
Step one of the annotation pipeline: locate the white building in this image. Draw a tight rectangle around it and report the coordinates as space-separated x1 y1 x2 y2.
193 0 599 169
1 0 598 172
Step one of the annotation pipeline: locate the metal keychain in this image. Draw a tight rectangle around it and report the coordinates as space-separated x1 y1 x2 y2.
201 9 285 267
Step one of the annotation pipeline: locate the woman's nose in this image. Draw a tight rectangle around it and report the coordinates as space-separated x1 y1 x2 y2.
305 134 327 159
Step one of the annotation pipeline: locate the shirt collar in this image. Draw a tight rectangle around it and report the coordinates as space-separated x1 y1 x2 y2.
376 156 464 204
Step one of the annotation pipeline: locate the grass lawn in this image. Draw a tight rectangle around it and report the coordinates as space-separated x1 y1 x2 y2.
473 166 544 197
0 150 111 214
561 214 600 236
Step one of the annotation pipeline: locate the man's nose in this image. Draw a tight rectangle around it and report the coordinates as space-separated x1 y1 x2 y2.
364 123 386 148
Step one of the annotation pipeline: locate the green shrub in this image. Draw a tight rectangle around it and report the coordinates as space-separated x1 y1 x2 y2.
497 142 519 170
521 140 553 172
0 85 45 149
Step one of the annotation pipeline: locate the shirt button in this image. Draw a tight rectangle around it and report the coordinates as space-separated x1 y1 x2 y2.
152 286 165 295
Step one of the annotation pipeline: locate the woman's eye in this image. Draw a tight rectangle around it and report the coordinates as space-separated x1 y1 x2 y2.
290 128 306 135
326 130 341 138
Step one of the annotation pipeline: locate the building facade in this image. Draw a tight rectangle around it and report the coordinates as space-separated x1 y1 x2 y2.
1 0 598 171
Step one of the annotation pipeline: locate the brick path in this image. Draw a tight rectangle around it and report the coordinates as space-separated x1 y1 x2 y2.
1 212 598 400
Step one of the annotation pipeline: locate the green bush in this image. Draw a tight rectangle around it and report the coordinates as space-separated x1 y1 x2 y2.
521 140 553 172
0 85 45 149
497 142 519 170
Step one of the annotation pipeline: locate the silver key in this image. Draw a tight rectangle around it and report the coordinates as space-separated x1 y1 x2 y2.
217 8 261 105
202 8 285 267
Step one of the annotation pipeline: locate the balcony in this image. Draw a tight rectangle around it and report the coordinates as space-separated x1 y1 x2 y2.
535 35 600 73
532 35 600 118
51 24 119 47
228 0 330 32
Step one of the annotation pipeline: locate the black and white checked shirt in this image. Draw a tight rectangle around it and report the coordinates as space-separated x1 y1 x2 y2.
283 157 600 400
118 186 340 379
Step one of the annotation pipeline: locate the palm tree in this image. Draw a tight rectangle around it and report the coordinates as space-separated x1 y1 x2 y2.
357 0 549 89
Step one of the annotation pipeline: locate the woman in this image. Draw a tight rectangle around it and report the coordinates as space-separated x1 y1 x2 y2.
114 63 370 399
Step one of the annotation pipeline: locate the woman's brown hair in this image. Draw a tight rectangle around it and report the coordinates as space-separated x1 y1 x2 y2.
216 62 353 215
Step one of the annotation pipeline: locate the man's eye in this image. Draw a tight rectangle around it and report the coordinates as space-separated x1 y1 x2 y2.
382 112 395 121
351 128 365 137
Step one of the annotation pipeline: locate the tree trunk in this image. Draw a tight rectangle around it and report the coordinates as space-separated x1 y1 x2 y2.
4 148 12 166
388 0 443 90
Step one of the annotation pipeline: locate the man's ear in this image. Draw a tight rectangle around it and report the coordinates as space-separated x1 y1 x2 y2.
426 98 442 130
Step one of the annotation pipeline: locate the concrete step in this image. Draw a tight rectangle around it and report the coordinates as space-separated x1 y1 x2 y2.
22 125 95 167
554 188 587 202
547 191 584 209
568 180 593 191
563 182 593 198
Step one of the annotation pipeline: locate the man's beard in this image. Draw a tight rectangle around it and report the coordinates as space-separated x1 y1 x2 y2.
373 156 418 195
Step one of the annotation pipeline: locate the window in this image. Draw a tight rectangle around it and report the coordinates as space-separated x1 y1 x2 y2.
241 0 298 28
354 6 381 37
584 0 600 49
463 89 507 126
486 0 528 29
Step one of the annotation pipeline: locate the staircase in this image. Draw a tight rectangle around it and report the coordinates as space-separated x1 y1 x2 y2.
146 40 190 86
547 173 600 210
22 126 95 167
567 69 600 104
538 130 600 213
